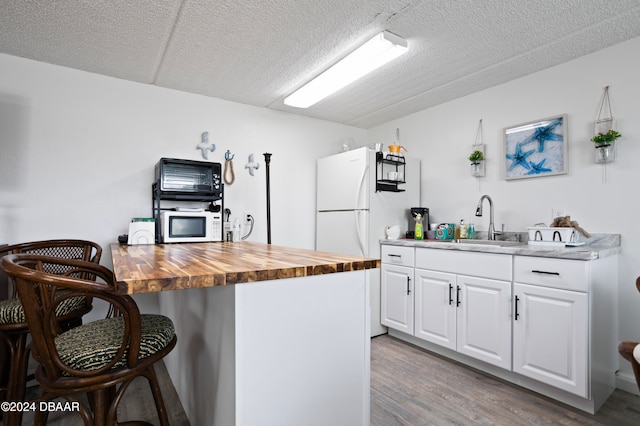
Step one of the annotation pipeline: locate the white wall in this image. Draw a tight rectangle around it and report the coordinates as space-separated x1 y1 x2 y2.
2 34 639 392
368 36 640 388
0 52 366 313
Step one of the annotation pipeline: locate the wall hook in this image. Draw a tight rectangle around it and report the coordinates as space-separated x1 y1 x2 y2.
224 150 235 185
197 132 216 159
245 153 260 176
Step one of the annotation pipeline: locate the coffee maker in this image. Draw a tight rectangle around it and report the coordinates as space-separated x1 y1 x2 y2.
407 207 429 238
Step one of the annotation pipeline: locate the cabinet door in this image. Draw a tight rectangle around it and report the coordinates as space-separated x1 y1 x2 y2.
381 264 414 334
513 283 588 397
457 275 512 369
414 269 456 350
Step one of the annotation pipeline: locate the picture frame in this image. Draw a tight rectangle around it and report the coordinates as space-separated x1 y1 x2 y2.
504 114 568 180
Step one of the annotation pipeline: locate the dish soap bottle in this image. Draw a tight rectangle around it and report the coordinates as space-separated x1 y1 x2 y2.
414 214 424 240
459 219 468 239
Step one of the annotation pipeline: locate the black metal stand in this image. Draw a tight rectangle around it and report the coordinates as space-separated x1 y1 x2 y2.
263 153 272 244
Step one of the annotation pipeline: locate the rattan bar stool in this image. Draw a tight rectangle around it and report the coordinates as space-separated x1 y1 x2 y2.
0 239 101 426
618 276 640 393
2 254 177 426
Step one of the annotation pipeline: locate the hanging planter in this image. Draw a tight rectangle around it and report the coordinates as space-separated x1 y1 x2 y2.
469 119 486 177
469 150 485 177
592 130 621 163
592 86 621 164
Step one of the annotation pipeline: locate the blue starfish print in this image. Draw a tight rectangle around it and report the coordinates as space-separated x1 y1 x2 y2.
519 118 563 152
506 144 535 171
527 158 552 175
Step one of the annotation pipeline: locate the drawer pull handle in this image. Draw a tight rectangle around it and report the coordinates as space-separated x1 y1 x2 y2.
388 254 402 258
531 270 560 276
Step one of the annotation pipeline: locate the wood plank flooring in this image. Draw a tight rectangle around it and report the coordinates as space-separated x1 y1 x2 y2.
9 334 640 425
371 334 640 425
13 361 190 425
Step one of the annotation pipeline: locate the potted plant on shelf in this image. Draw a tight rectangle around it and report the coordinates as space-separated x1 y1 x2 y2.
591 129 621 163
468 149 485 177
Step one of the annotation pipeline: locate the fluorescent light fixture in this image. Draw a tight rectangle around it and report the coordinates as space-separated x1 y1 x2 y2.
284 31 408 108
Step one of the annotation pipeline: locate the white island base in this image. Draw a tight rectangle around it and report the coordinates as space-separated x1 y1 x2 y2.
158 270 370 426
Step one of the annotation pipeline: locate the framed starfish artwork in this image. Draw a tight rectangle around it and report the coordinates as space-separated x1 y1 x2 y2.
504 114 568 180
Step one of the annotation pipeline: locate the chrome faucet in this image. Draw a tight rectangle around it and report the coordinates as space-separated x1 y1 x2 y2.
475 194 499 240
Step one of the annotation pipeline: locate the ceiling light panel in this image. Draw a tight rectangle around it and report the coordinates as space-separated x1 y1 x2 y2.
284 31 408 108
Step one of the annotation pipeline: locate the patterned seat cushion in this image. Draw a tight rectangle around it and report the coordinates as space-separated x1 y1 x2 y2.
0 296 87 325
55 314 175 373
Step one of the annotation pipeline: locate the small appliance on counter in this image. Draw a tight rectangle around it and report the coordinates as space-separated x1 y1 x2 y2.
159 210 222 243
152 158 224 243
127 218 155 245
154 157 222 197
407 207 429 238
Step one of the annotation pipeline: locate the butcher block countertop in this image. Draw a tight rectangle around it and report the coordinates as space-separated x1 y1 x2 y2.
110 241 380 295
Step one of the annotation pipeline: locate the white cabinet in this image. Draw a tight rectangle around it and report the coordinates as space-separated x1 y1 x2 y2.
456 274 512 369
381 264 414 334
380 241 618 414
513 282 588 396
381 246 415 335
414 269 456 350
513 257 589 397
414 249 512 369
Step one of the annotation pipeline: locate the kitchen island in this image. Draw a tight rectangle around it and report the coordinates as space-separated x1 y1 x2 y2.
111 241 380 426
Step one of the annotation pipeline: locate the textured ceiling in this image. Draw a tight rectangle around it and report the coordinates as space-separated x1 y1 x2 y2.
1 0 640 128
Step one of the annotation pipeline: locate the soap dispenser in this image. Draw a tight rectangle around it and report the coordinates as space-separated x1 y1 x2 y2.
459 219 468 239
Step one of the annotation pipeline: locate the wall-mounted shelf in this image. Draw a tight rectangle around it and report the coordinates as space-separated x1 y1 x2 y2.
376 152 406 192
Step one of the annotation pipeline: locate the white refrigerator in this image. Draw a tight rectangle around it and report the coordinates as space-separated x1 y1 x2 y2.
316 147 420 336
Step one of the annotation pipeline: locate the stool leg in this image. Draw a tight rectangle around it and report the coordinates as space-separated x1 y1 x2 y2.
619 341 640 392
4 332 30 426
89 388 111 426
146 365 170 426
0 334 10 400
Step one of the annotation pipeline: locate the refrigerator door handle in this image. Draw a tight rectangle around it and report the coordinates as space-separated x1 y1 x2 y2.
353 164 368 256
354 210 366 257
356 164 368 210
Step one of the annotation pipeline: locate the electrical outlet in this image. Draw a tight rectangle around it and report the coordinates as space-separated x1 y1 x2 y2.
551 208 565 219
243 211 253 225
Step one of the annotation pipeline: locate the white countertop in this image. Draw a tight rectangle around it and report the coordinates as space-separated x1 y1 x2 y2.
380 233 620 261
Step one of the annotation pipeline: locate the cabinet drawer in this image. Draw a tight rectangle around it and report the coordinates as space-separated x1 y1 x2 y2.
381 245 415 267
514 256 588 291
415 248 511 281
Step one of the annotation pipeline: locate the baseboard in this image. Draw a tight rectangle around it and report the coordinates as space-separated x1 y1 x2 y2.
616 371 640 395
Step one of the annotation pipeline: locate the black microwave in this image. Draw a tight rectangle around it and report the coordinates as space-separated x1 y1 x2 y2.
154 158 222 198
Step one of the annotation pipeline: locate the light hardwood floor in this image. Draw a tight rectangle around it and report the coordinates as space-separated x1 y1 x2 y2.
11 334 640 425
371 334 640 425
14 361 190 425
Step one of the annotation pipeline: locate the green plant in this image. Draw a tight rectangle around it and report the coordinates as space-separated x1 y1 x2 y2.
468 150 485 163
591 129 621 144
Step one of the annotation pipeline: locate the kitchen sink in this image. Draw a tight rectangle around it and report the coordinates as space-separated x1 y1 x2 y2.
435 239 525 247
